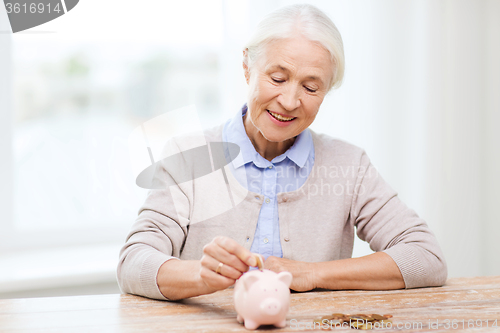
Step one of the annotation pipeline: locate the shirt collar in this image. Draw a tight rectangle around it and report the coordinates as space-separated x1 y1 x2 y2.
223 104 313 169
281 125 312 168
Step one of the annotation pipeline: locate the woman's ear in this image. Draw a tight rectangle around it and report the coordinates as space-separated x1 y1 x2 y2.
242 49 250 84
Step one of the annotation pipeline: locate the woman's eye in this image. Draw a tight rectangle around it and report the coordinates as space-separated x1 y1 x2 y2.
305 86 317 93
271 77 285 83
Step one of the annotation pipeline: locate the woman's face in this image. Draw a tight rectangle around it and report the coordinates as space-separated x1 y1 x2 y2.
244 37 334 144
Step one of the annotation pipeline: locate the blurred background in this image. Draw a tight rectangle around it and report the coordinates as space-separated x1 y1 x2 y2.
0 0 498 298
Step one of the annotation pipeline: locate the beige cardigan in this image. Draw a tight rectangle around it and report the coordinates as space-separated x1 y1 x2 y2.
117 125 447 300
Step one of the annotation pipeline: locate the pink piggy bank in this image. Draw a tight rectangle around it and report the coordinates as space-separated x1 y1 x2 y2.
234 269 293 330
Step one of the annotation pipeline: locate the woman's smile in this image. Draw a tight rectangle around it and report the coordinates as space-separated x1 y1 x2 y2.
266 110 297 125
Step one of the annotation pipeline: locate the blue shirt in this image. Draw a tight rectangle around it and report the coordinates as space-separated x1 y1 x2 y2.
222 105 315 259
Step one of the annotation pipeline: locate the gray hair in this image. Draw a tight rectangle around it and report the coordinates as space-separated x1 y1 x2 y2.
244 4 345 90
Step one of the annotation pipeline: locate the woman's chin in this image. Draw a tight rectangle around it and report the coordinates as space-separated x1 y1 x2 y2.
260 130 294 144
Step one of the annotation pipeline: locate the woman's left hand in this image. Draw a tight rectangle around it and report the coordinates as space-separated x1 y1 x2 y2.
264 256 317 292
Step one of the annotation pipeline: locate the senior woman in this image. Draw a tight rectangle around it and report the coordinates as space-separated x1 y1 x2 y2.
117 4 447 301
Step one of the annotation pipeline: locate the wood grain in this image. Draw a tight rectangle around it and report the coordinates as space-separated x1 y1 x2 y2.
0 276 499 332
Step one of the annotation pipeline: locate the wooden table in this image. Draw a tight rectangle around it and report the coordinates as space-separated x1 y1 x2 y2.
1 276 499 332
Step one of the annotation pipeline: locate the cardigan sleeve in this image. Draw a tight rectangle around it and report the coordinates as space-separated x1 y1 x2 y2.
350 151 447 289
116 188 187 300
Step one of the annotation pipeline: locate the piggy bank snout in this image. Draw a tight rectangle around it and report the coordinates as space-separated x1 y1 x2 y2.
260 297 282 316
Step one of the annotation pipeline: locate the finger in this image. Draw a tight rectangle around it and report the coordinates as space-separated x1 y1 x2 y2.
203 241 249 274
201 254 244 280
213 236 257 267
199 265 235 290
263 256 281 272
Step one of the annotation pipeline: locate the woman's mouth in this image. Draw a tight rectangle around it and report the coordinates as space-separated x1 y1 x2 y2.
267 110 296 122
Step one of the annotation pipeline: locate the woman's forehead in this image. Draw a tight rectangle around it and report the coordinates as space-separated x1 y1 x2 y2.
258 38 333 83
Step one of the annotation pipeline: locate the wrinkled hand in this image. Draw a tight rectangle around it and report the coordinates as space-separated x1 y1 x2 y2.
200 236 257 292
264 256 317 292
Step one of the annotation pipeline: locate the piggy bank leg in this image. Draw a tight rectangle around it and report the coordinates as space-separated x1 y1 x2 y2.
275 319 287 328
244 319 260 330
237 314 243 323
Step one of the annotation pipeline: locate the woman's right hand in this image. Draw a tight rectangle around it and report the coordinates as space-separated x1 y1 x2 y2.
200 236 258 291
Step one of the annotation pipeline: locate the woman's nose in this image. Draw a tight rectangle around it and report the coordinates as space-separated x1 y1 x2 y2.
277 85 300 111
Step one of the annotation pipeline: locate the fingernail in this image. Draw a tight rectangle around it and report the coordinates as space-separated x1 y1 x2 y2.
248 255 257 267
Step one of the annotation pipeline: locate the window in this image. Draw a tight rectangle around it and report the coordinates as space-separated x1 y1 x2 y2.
6 0 228 250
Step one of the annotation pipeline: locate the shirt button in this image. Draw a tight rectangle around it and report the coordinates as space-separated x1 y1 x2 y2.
284 237 290 242
282 197 288 202
265 198 270 204
263 238 269 244
268 166 273 169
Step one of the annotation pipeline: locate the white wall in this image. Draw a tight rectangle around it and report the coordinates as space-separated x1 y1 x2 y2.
482 0 500 276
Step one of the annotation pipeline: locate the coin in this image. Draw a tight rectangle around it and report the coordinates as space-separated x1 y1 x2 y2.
254 254 264 270
371 314 385 320
313 313 393 330
350 315 366 320
358 323 369 330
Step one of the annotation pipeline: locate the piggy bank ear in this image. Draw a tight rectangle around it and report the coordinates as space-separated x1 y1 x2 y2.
277 271 293 287
243 275 259 291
